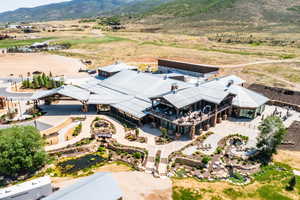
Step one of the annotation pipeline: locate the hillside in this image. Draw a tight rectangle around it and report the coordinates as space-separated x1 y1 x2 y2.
0 0 136 23
0 0 299 34
130 0 300 34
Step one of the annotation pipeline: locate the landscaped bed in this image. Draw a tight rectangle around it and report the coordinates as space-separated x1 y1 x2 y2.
57 153 107 175
125 128 147 143
155 128 175 145
91 117 116 138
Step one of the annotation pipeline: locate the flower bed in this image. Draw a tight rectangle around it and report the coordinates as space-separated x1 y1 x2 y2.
91 117 116 136
125 129 147 143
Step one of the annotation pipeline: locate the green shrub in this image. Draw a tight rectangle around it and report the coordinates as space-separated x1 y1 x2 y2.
173 187 202 200
201 155 211 165
133 152 142 159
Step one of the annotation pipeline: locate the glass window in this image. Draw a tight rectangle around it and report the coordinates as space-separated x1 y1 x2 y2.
239 108 255 119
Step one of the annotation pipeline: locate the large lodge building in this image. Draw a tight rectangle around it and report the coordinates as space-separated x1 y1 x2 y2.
31 59 269 138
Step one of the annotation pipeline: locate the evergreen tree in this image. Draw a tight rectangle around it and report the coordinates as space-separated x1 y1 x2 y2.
37 75 44 87
287 176 296 191
32 76 40 89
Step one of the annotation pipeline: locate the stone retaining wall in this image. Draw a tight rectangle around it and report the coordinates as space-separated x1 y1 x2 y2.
267 100 300 112
107 142 147 167
174 157 204 168
48 140 99 156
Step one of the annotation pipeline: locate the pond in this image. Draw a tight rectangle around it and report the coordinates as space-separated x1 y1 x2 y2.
58 154 107 174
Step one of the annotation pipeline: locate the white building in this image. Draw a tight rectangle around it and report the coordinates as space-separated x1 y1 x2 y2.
0 176 52 200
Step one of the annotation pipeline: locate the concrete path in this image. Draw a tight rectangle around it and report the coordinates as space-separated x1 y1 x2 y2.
45 116 93 151
58 121 81 143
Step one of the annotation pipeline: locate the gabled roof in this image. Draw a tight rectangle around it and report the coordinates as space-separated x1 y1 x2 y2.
43 173 122 200
161 86 230 109
200 75 245 91
31 85 90 101
229 85 269 108
98 62 137 73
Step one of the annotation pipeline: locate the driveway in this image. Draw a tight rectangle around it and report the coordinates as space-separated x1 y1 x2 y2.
0 87 33 99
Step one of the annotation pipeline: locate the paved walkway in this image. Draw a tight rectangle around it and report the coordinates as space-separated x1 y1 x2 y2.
58 121 81 143
45 116 94 151
102 115 198 177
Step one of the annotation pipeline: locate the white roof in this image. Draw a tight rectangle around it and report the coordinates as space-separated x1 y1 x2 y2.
112 97 152 118
44 173 122 200
101 70 191 98
98 62 137 73
31 71 268 118
201 75 245 90
162 86 230 109
31 85 90 101
0 176 51 199
229 85 269 108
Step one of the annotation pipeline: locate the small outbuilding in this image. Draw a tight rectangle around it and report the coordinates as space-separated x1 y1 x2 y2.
98 62 138 78
0 176 52 200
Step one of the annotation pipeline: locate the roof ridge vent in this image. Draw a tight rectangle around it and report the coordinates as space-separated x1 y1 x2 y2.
171 82 178 93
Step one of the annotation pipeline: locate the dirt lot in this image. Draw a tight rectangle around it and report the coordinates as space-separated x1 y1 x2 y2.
51 170 172 200
0 53 88 78
112 172 172 200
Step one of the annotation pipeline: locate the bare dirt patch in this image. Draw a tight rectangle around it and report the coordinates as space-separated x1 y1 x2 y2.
273 150 300 170
0 53 88 78
112 172 172 200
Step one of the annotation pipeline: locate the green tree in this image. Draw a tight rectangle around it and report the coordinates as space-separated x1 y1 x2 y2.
286 176 296 191
32 76 40 89
37 75 43 87
0 126 47 177
256 116 286 164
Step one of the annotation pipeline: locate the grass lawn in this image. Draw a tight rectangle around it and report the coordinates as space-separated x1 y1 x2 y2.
172 163 300 200
54 35 130 47
0 37 55 48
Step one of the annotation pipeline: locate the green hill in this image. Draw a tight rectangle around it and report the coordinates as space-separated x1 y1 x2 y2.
132 0 300 33
0 0 136 23
0 0 299 34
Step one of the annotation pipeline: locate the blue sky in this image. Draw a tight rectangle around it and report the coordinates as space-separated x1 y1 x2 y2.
0 0 70 13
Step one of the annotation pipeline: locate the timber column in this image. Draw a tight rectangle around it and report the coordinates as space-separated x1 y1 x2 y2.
82 101 88 112
211 104 218 127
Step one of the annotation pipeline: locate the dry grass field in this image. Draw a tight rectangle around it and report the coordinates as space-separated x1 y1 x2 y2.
273 150 300 170
2 19 300 90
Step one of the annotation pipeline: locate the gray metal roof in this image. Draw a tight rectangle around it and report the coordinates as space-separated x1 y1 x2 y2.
98 62 137 73
162 86 230 109
100 70 191 98
31 69 268 118
43 173 122 200
112 97 152 118
31 85 90 101
88 93 131 104
229 85 269 108
200 75 244 91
